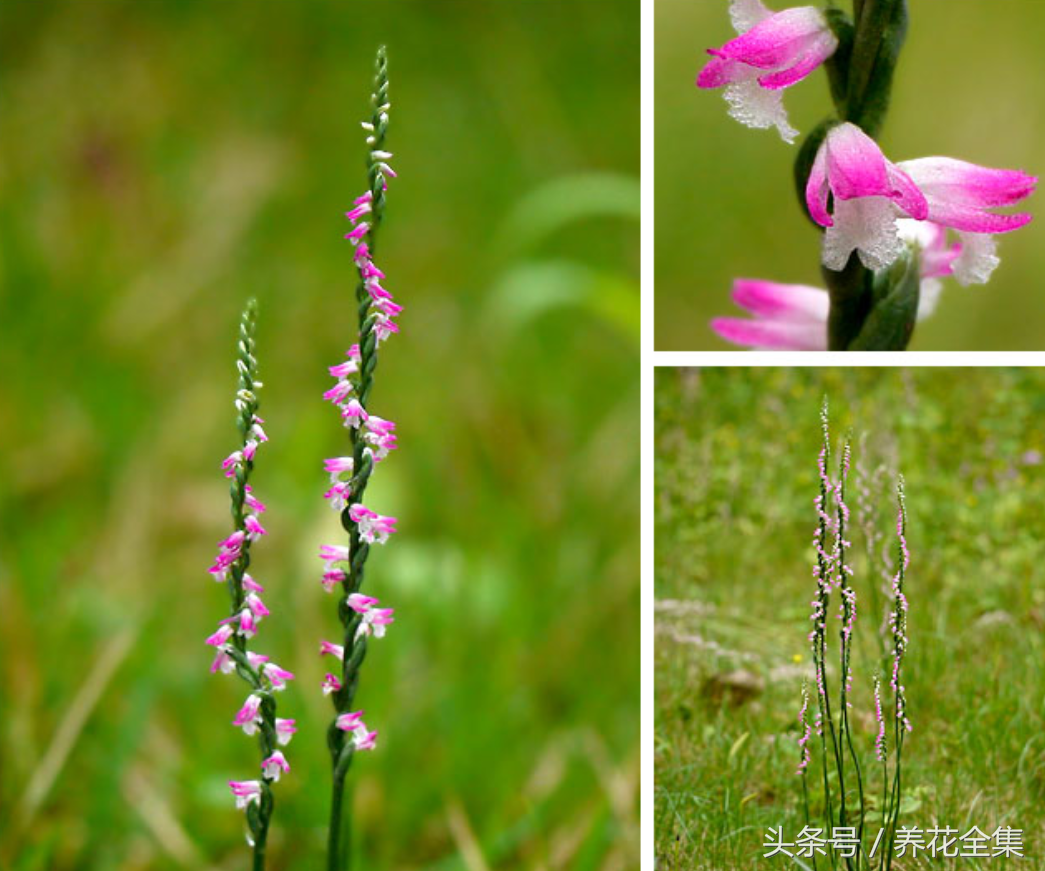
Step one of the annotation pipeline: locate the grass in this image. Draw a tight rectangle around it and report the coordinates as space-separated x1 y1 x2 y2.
0 2 639 869
655 368 1045 869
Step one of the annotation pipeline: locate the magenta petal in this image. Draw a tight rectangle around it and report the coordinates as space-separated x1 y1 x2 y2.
925 204 1032 234
901 157 1038 207
712 317 827 351
758 31 837 89
697 54 746 89
825 123 891 200
885 164 929 221
732 280 830 321
805 143 832 227
714 8 828 71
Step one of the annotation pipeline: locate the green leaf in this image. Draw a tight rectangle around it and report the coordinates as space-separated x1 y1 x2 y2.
495 172 640 256
728 731 750 762
487 259 638 344
822 8 855 114
846 0 909 138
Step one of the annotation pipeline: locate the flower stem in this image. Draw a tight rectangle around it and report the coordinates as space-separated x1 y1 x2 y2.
326 45 392 871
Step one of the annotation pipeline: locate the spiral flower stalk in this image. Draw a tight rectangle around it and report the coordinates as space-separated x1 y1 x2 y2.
206 299 296 870
321 46 400 871
883 477 910 871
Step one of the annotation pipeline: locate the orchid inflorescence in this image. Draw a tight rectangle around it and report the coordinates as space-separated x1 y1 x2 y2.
320 45 400 871
207 299 296 861
701 0 1037 350
798 399 912 871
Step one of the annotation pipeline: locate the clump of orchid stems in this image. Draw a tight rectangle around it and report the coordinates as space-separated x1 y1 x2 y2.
206 299 296 868
797 400 911 870
319 45 400 871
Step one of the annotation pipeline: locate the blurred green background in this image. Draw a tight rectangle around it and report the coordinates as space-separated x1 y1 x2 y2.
0 1 639 869
656 0 1045 350
655 368 1045 868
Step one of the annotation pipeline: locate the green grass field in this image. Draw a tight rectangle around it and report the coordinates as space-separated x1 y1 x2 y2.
0 2 639 869
655 368 1045 869
656 0 1045 350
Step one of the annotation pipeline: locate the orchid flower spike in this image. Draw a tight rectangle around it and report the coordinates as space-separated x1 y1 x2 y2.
806 122 929 271
697 0 839 144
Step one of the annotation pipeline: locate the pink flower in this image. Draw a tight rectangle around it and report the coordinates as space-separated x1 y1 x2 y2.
244 485 267 515
275 718 297 746
219 530 245 555
357 606 395 640
210 648 234 674
373 314 399 345
347 593 380 613
353 729 378 751
324 456 355 481
697 0 838 143
711 280 829 350
329 346 361 379
363 417 397 461
894 158 1036 285
335 710 365 731
206 623 235 647
324 481 353 512
236 608 257 638
320 544 350 566
222 451 243 478
242 573 264 593
345 222 370 243
229 779 262 809
321 568 347 593
242 440 259 462
246 651 270 669
712 268 946 350
806 123 928 270
320 640 345 660
336 711 378 751
348 503 397 544
322 673 343 695
261 750 291 782
342 399 368 428
233 693 263 735
263 662 295 691
244 593 269 621
345 194 373 223
244 515 266 541
324 379 355 405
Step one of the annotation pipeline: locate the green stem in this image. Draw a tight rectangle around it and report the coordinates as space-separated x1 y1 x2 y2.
824 255 873 351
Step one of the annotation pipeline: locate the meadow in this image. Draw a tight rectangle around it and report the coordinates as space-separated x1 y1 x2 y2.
0 2 639 869
655 368 1045 868
656 0 1045 350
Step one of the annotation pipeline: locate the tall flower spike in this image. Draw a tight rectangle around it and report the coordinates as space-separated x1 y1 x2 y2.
697 0 839 144
323 47 400 871
796 680 811 774
208 300 292 865
889 476 911 734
